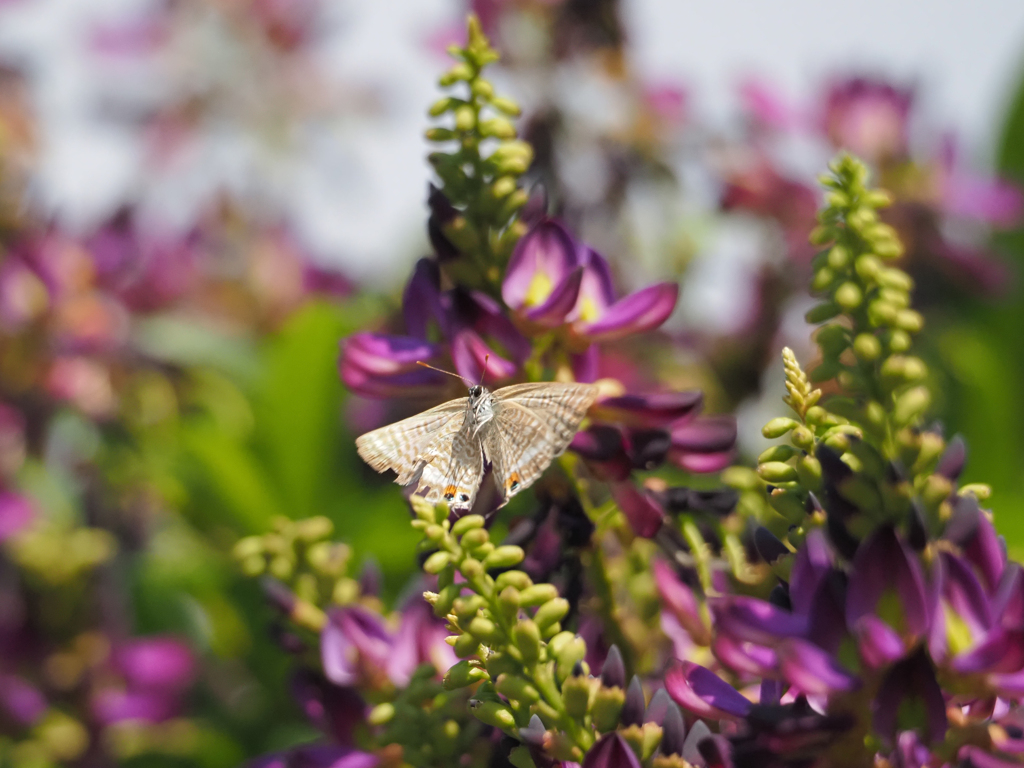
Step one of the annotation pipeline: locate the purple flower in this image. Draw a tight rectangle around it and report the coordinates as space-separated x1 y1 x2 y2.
776 638 858 696
0 491 34 542
666 661 753 720
501 219 679 345
0 674 47 725
581 732 641 768
322 606 393 687
568 426 633 481
92 688 180 725
821 77 913 162
668 416 737 473
339 333 449 399
113 636 196 693
589 391 703 430
386 599 457 687
248 745 378 768
846 527 930 652
873 648 947 747
609 481 665 538
291 672 367 747
654 559 711 646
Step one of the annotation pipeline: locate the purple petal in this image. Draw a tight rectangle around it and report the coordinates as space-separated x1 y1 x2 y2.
739 77 802 131
450 329 517 384
523 267 583 328
711 634 778 677
953 628 1024 675
339 362 448 400
248 746 378 768
654 560 711 646
790 530 833 615
114 636 196 692
0 674 47 725
581 732 641 768
711 596 808 646
672 451 735 473
964 511 1006 593
468 291 531 362
610 481 665 538
290 672 366 746
570 246 617 320
935 435 967 480
822 77 912 161
778 638 858 695
665 661 753 720
940 552 993 633
846 527 929 640
0 492 34 543
322 607 393 686
574 282 679 343
569 426 633 481
92 688 178 725
342 333 442 375
402 258 444 338
941 172 1024 227
590 391 703 430
387 600 456 686
957 746 1023 768
600 645 626 689
873 649 946 747
854 614 906 669
502 220 579 311
993 564 1023 629
669 416 737 453
571 345 600 383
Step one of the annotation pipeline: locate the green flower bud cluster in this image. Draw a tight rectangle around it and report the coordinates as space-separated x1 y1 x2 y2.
0 711 91 767
729 155 991 550
368 664 483 768
7 522 116 586
411 496 625 757
233 516 358 630
426 14 532 287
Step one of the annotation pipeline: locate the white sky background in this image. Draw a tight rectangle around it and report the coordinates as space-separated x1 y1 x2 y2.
1 0 1024 282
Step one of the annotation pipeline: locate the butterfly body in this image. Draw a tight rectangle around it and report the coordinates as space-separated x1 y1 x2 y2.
356 382 599 512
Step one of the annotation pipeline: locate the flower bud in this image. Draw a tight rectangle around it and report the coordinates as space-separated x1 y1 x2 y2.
453 633 481 659
827 244 850 269
853 333 882 361
893 386 930 426
490 96 522 116
758 461 798 483
805 302 841 323
895 309 923 333
762 417 798 439
452 515 485 536
591 686 625 732
555 636 587 682
454 595 487 622
479 118 516 139
496 570 532 591
468 617 499 643
512 620 542 665
518 583 559 606
429 97 454 116
368 702 395 724
483 545 525 570
433 584 461 618
460 557 483 579
454 106 476 131
835 282 862 310
471 80 493 98
460 528 489 549
534 598 570 630
444 660 489 690
496 673 540 704
424 551 452 574
469 700 517 734
562 674 593 719
758 445 797 463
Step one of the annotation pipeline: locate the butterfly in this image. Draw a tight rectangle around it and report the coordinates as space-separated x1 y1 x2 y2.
356 380 599 512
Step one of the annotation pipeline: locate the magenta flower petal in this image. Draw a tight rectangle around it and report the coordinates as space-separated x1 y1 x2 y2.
590 391 703 430
778 638 858 695
789 530 832 615
92 688 179 725
712 596 808 646
575 282 679 343
610 481 665 538
669 416 737 453
322 607 393 686
523 267 584 328
402 258 444 338
570 246 617 320
940 552 993 634
873 648 946 747
502 219 579 312
993 564 1023 629
846 527 929 640
342 333 442 376
672 452 734 473
114 636 196 692
0 674 47 725
711 634 777 677
953 627 1024 675
248 746 379 768
387 600 457 687
570 426 633 482
964 511 1006 593
941 172 1024 227
957 746 1023 768
0 492 34 543
654 560 711 646
666 661 753 720
450 329 517 384
581 732 641 768
854 614 906 669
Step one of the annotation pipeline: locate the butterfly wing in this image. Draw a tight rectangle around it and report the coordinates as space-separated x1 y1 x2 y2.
414 419 484 513
487 382 599 504
355 398 467 485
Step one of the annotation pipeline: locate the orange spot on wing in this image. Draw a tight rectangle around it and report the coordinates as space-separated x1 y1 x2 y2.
505 472 522 491
444 485 457 499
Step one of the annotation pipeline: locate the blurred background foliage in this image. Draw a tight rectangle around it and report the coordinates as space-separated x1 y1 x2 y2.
1 0 1024 766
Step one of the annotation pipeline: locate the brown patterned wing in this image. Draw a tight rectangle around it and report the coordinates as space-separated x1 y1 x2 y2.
355 398 467 485
494 382 599 452
414 420 484 513
486 383 598 505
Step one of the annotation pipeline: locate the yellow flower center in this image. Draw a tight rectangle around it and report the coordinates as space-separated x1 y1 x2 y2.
524 271 553 308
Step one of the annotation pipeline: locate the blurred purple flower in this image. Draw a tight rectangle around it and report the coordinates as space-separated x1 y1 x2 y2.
339 333 448 399
0 491 34 542
386 599 457 687
873 648 947 747
0 673 46 725
92 688 180 725
322 606 393 687
589 391 703 430
668 416 737 473
248 745 378 768
654 559 711 646
112 636 196 693
821 77 913 162
665 661 753 720
609 481 665 538
581 732 641 768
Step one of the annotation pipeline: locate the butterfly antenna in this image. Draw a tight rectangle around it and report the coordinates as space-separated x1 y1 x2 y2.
416 360 473 387
478 354 489 387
